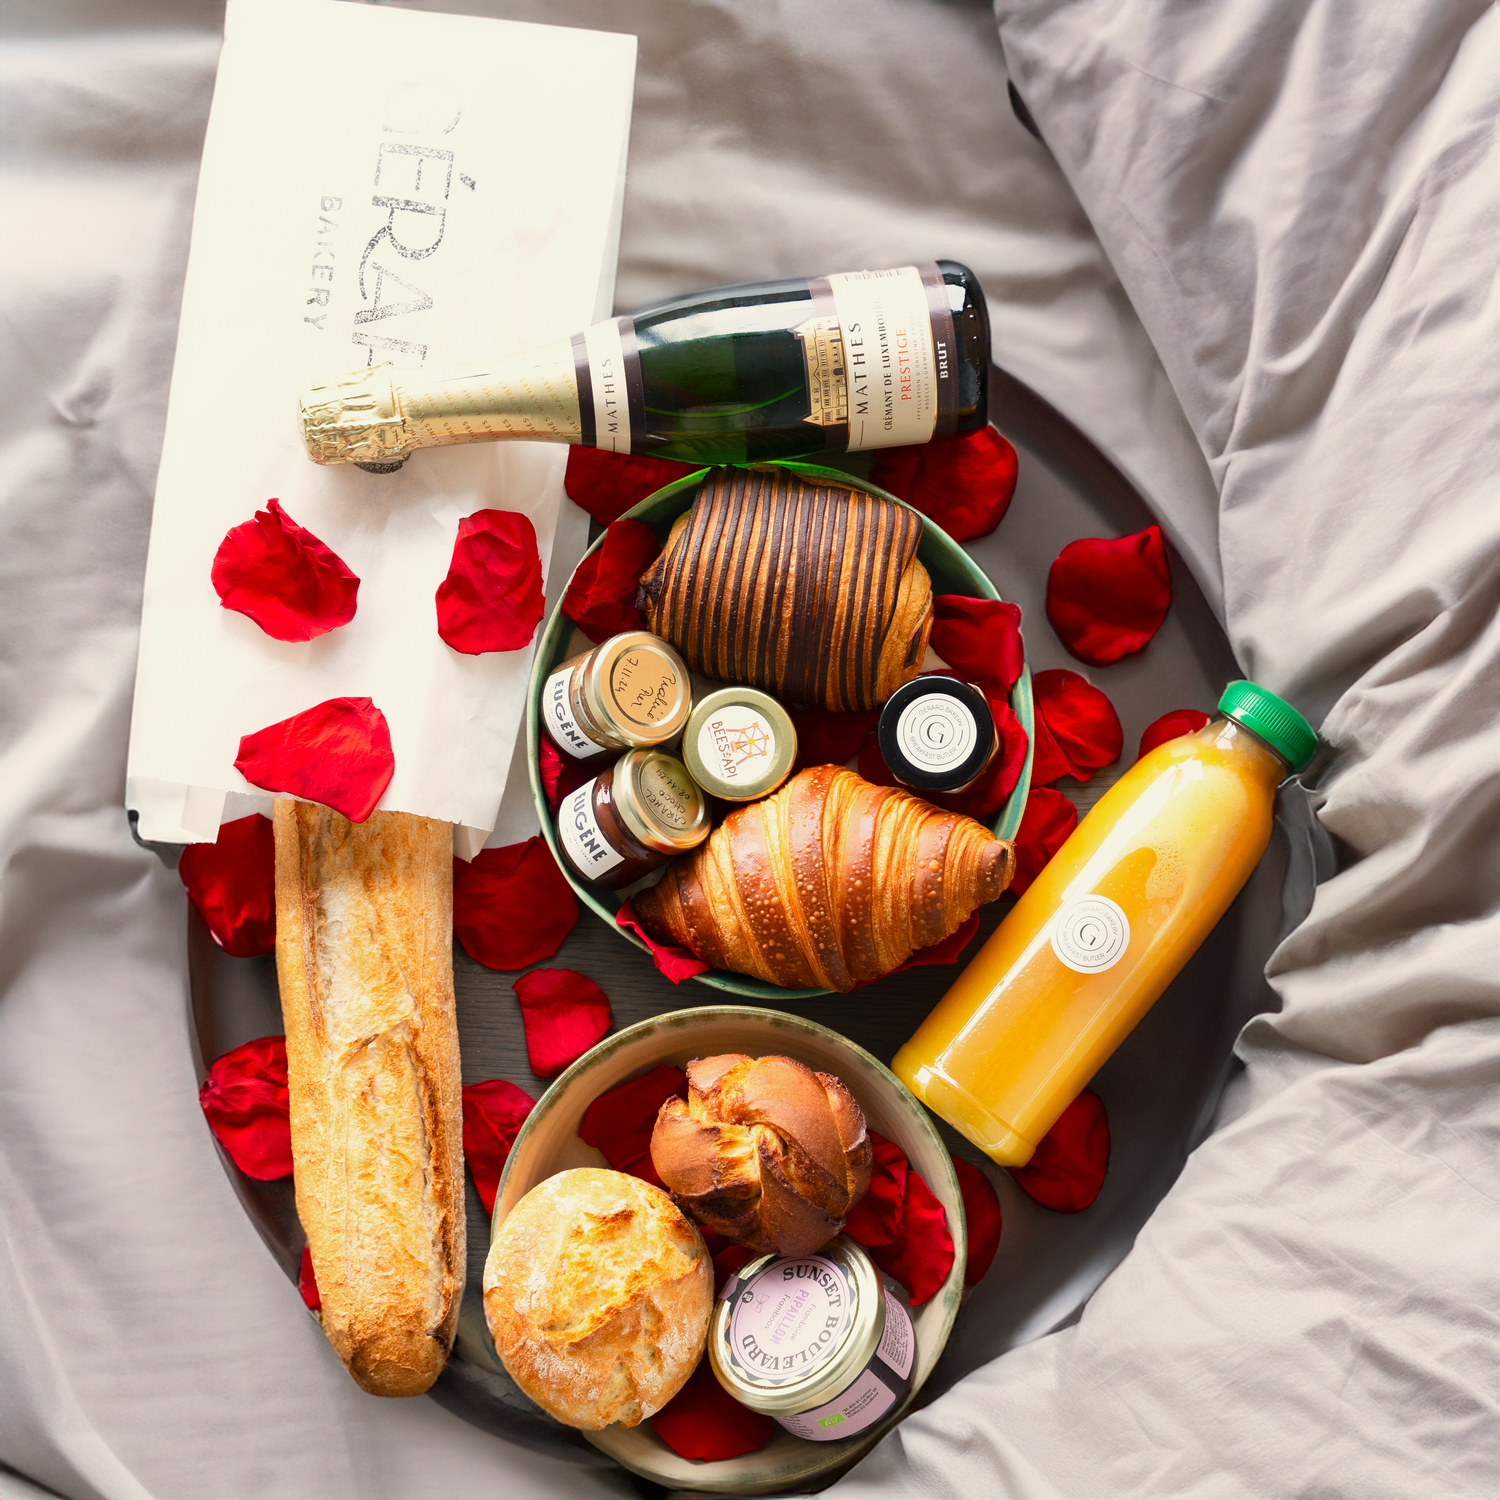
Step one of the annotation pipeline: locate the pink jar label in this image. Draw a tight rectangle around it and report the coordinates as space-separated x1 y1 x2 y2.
727 1254 853 1382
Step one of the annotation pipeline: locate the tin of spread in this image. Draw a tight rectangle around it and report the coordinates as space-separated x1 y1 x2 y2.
542 632 691 762
707 1236 916 1442
682 686 797 802
555 749 710 889
876 677 997 793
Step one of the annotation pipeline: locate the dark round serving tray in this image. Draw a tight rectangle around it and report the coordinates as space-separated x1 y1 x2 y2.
187 365 1293 1488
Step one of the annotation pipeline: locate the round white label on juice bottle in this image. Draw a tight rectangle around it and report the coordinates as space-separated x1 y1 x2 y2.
1050 894 1131 974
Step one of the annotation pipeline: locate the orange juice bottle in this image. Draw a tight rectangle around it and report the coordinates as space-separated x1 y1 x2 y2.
893 681 1317 1166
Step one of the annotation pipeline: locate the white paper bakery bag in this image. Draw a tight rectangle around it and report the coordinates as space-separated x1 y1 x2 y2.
125 0 636 850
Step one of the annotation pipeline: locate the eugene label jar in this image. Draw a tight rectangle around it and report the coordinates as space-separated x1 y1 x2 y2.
708 1237 916 1442
682 686 797 802
541 632 691 763
876 677 997 794
555 749 709 889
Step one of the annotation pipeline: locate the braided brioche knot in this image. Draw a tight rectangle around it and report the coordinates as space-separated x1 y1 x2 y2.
652 1053 874 1258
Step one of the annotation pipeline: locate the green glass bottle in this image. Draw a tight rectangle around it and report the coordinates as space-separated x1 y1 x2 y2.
300 261 990 469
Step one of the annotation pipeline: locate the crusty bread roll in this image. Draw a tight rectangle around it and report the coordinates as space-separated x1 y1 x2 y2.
274 799 464 1398
652 1054 873 1257
483 1169 713 1429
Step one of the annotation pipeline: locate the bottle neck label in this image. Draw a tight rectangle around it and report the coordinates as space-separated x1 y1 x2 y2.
576 317 647 454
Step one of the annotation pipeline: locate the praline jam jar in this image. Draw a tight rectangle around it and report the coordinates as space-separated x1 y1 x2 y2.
541 631 691 763
876 677 997 794
682 685 797 803
708 1237 916 1442
555 749 709 889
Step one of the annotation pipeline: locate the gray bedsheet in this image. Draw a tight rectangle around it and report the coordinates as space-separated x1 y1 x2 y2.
2 2 1495 1496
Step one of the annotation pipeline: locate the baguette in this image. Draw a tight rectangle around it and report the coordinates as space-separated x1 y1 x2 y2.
273 799 464 1397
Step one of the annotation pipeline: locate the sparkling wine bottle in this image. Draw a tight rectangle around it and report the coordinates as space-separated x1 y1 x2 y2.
300 261 990 468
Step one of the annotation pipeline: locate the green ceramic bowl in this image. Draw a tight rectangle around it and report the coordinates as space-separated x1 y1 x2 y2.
527 461 1035 1000
480 1006 966 1497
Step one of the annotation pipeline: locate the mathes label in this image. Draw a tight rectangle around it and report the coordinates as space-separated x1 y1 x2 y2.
827 266 940 450
1050 894 1131 974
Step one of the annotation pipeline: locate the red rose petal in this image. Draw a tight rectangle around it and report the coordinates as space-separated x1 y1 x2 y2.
1009 1089 1110 1212
1010 787 1078 896
453 838 578 971
904 910 980 968
1028 708 1075 786
178 813 276 958
234 695 394 823
869 427 1019 543
461 1077 537 1216
789 707 879 774
1032 669 1122 783
867 1163 954 1308
951 1156 1002 1287
844 1132 909 1248
616 899 711 983
211 498 359 643
512 968 612 1078
435 509 544 655
298 1245 322 1311
198 1035 292 1180
538 736 592 814
1138 708 1211 760
712 1244 759 1297
651 1357 776 1463
856 728 905 790
564 447 700 525
1046 525 1171 666
578 1063 687 1188
562 518 662 644
929 596 1024 692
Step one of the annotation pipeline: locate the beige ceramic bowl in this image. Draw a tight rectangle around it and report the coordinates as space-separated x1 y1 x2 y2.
482 1006 966 1496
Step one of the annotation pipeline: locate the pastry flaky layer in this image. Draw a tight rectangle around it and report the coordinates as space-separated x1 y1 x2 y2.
273 800 464 1398
638 468 933 713
652 1054 874 1258
483 1169 713 1430
633 766 1017 992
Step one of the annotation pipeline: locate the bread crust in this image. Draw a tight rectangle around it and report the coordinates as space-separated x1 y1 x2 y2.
634 767 1016 990
274 799 464 1398
483 1169 712 1429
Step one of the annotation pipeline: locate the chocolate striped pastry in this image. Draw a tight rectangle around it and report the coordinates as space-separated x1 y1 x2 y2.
637 468 932 713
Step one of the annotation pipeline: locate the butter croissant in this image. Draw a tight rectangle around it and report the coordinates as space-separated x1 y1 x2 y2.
652 1054 873 1258
633 766 1015 991
638 468 932 712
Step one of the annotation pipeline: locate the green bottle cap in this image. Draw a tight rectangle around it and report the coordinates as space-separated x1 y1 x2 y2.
1217 680 1317 770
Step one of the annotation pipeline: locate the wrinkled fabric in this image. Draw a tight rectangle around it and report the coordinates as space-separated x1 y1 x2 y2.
3 1 1494 1498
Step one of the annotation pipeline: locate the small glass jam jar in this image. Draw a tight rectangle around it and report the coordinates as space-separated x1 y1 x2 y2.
682 685 798 803
707 1236 917 1442
876 677 998 794
541 631 692 764
554 749 710 889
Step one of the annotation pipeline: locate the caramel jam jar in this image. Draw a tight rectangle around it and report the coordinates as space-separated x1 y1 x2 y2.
555 749 709 889
541 631 692 764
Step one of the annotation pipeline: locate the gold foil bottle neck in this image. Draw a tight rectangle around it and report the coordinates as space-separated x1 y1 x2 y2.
300 364 412 466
